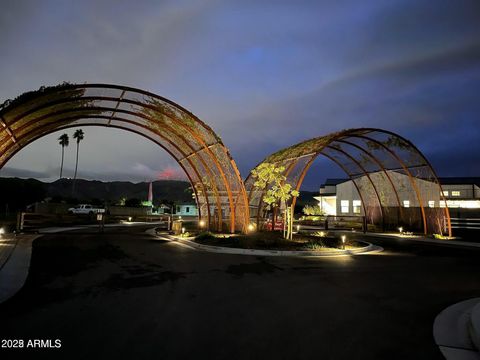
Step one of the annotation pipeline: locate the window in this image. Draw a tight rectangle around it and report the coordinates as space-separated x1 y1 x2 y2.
403 200 410 208
428 201 435 208
439 201 446 208
452 191 460 197
353 200 361 214
186 206 190 213
341 200 349 213
442 190 449 196
176 206 180 212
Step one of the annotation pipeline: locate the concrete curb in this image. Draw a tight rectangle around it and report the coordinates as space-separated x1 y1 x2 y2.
147 230 382 257
433 298 480 360
471 302 480 352
0 235 39 304
339 231 480 249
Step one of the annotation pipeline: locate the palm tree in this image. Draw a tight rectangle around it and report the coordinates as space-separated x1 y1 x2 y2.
73 129 84 180
58 133 69 179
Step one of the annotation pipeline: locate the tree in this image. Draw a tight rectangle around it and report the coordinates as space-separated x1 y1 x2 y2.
58 133 69 179
251 163 299 239
125 198 141 207
72 129 84 194
303 204 324 216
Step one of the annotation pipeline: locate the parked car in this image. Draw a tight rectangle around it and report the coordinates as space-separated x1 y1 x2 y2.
67 204 104 215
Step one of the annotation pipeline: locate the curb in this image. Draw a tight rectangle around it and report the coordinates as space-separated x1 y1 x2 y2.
148 230 382 257
0 235 39 304
349 232 480 249
433 298 480 360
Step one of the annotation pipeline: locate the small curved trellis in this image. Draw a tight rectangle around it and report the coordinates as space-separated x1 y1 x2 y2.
245 129 452 236
0 83 249 233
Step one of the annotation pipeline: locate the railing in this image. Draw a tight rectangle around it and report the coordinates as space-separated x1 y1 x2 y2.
16 212 171 232
450 218 480 230
297 215 368 233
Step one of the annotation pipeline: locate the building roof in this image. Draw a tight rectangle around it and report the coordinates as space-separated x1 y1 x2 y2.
321 178 349 187
438 177 480 186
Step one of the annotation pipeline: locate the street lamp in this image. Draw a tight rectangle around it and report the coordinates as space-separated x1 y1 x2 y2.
341 235 346 250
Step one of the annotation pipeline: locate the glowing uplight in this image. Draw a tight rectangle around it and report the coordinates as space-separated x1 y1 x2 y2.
296 224 300 232
0 227 4 238
199 220 206 228
248 224 255 232
179 216 182 220
182 227 185 234
320 231 325 237
398 227 403 234
341 235 346 250
128 217 132 222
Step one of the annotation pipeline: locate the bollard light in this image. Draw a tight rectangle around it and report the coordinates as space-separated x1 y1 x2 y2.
296 224 300 232
128 216 132 222
341 235 346 250
182 227 185 234
0 227 4 238
398 227 403 234
179 216 182 220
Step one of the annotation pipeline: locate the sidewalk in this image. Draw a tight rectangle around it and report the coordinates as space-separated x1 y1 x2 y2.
0 234 39 303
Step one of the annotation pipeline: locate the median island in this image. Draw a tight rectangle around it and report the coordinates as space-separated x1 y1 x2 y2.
192 231 367 252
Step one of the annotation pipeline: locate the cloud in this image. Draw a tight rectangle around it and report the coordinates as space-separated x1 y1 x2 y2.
1 0 479 187
0 167 51 179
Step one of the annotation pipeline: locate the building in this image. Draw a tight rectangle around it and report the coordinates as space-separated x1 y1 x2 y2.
175 203 198 216
314 176 480 216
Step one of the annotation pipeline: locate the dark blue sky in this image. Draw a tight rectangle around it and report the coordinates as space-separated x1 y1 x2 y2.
1 0 479 190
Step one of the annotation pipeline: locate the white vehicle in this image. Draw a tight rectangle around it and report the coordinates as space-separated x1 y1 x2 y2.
68 204 104 215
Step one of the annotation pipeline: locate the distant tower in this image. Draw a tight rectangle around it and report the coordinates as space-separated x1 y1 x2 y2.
148 181 153 204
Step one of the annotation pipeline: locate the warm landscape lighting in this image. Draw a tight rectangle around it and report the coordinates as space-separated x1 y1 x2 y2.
248 224 255 232
398 227 403 234
128 216 132 222
182 227 185 234
341 235 346 250
296 224 300 232
199 220 205 228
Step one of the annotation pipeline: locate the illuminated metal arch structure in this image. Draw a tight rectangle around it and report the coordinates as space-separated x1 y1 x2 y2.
0 83 249 233
245 129 452 236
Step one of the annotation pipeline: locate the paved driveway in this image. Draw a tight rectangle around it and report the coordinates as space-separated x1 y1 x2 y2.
0 226 479 359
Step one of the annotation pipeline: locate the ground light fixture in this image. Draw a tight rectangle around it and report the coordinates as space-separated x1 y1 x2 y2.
398 227 403 234
199 220 206 228
296 224 300 232
182 227 185 234
0 227 4 238
248 224 255 232
128 216 132 222
341 235 346 250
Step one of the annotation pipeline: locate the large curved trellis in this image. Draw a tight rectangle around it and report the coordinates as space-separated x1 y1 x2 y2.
0 83 249 233
245 129 452 236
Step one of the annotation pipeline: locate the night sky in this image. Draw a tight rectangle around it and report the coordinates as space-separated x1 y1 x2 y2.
1 0 479 190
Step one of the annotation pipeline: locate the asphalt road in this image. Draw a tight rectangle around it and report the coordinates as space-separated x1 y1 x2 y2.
0 225 479 359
